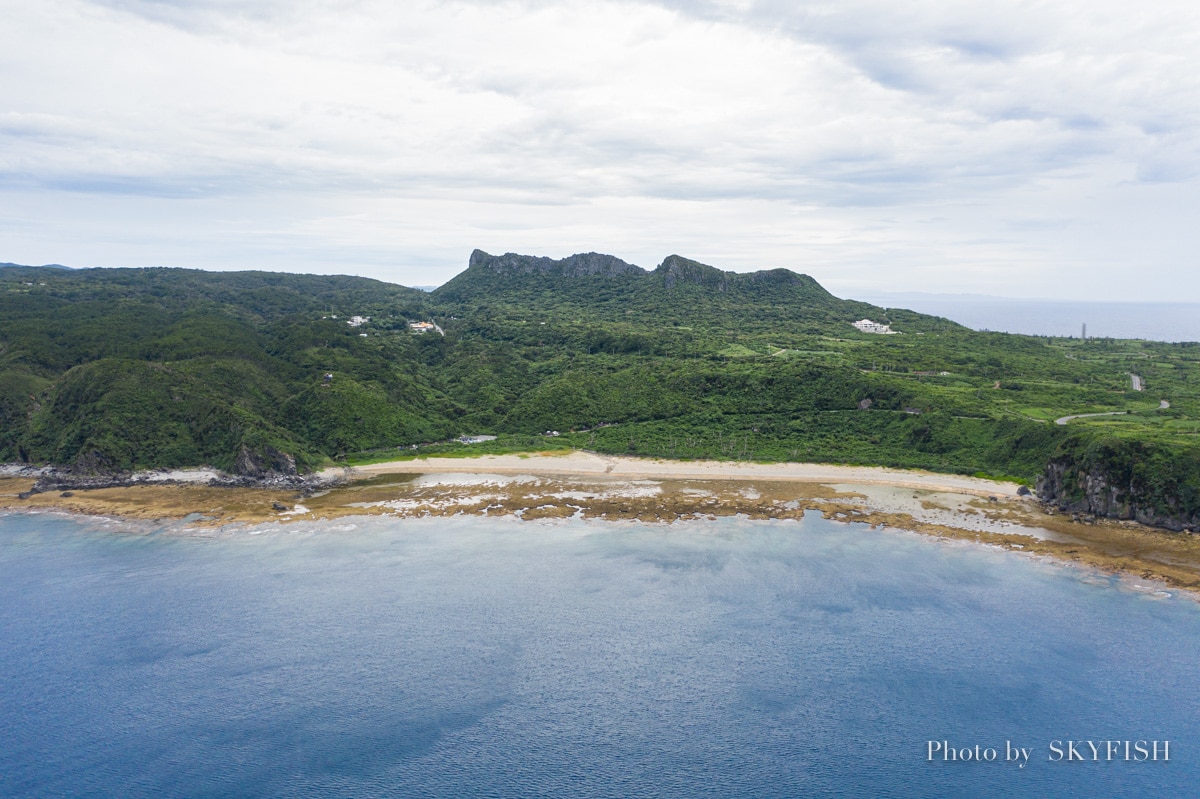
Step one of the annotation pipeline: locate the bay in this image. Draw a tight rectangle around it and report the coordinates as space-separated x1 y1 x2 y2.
2 510 1197 798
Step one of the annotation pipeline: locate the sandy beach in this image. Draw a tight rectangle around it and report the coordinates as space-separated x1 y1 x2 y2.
4 451 1200 595
326 451 1029 497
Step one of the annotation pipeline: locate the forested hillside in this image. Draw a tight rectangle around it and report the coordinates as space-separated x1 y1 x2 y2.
0 265 447 473
4 252 1200 528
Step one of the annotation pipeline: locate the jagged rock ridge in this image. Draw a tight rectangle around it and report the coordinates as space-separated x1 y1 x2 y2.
460 249 832 293
468 249 647 278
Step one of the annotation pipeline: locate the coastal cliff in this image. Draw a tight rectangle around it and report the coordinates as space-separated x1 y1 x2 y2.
1037 438 1200 532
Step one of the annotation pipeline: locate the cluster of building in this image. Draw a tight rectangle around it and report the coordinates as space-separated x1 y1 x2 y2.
320 313 442 336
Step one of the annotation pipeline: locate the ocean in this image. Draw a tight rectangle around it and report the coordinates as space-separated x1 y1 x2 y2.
2 510 1197 798
853 293 1200 342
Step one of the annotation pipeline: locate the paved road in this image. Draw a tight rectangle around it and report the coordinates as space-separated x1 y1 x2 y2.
1054 398 1170 425
1055 411 1129 426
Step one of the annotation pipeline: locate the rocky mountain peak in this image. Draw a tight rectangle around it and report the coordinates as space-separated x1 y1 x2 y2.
656 254 731 291
468 250 646 278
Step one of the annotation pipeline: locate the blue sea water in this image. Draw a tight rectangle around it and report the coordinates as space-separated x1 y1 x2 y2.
2 511 1198 798
853 293 1200 342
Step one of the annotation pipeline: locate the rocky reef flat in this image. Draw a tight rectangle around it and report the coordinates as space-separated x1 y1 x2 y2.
4 453 1200 596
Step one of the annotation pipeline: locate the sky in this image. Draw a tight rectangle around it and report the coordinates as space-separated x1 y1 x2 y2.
2 0 1198 300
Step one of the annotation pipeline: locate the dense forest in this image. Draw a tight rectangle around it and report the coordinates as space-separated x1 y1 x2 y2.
3 250 1200 528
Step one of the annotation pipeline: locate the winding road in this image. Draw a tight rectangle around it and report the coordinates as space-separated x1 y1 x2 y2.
1054 397 1171 425
1053 372 1173 425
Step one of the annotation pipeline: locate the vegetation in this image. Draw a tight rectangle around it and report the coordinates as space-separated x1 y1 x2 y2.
3 252 1199 523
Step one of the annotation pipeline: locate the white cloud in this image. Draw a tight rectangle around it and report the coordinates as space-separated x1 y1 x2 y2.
0 0 1198 299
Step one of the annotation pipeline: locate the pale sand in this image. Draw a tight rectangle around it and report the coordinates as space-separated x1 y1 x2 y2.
328 451 1027 499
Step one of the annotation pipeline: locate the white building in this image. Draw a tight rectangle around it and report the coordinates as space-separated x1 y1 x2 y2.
852 319 896 334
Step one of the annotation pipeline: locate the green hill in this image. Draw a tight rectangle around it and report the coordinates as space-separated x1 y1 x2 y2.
0 265 451 472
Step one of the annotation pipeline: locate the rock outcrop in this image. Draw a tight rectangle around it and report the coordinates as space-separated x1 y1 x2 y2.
233 445 298 477
1037 457 1200 532
656 254 730 291
468 250 646 278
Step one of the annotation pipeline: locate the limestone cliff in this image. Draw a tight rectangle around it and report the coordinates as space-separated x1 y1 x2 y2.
468 249 646 278
1037 444 1200 532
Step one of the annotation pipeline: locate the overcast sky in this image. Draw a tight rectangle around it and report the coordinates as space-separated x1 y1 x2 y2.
2 0 1198 299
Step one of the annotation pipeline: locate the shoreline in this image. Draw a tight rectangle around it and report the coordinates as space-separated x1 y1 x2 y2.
324 451 1030 497
4 452 1200 596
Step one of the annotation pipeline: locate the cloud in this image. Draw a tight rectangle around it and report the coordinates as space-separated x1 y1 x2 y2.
0 0 1198 299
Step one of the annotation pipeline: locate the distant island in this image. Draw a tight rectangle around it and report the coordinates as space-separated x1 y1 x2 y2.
2 250 1199 531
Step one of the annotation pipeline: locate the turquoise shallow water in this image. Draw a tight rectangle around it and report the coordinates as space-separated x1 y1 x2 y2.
2 510 1198 798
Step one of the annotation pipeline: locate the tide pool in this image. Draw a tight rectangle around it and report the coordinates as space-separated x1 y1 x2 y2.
1 511 1197 798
